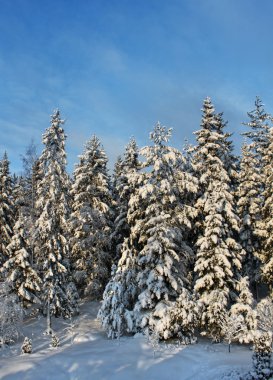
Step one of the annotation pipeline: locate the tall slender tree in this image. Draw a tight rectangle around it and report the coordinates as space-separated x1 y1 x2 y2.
256 127 273 296
35 110 77 333
193 98 244 341
111 138 140 262
133 123 197 338
0 152 14 271
241 97 272 297
3 214 42 307
70 135 113 299
237 143 262 294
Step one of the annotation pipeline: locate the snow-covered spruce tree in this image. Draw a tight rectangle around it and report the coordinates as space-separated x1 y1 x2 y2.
19 140 39 217
99 124 198 340
98 239 139 338
0 281 23 345
2 214 41 307
237 143 262 294
35 110 78 333
21 337 32 354
98 192 141 339
193 97 244 341
98 265 127 339
131 122 197 339
112 156 123 200
215 112 239 193
165 288 201 343
241 97 273 295
230 276 256 343
0 152 14 272
255 127 273 296
12 175 26 220
70 135 113 299
18 141 40 263
111 138 140 262
243 96 270 154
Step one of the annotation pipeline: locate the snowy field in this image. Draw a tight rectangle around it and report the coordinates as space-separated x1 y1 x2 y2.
0 302 253 380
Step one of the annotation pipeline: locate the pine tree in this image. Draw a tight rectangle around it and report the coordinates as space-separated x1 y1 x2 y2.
111 138 140 262
2 214 41 307
70 135 113 299
237 143 262 294
256 127 273 295
35 110 77 333
230 276 256 343
193 98 244 341
99 124 198 339
215 112 239 192
243 97 270 153
0 152 14 271
244 331 273 380
21 337 32 354
167 288 201 343
98 236 139 338
132 123 197 338
0 282 23 345
241 97 272 297
12 175 26 220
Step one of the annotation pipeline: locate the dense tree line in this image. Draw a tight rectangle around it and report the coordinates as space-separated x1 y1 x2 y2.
0 99 272 375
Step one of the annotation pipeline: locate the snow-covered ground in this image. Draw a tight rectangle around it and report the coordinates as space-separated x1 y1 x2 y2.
0 301 253 380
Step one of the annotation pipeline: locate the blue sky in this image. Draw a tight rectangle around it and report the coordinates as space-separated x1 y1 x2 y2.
1 0 273 173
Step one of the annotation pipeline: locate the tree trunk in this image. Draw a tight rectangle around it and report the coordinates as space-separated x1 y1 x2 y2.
47 298 52 335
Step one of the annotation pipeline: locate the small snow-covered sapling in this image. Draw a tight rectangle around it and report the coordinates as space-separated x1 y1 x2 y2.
50 334 60 348
21 337 32 354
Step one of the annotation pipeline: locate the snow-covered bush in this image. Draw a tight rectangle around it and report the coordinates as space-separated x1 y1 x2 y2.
51 334 60 348
0 282 23 345
21 337 32 354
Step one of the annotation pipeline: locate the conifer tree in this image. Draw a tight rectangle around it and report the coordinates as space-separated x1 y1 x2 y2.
70 135 113 299
256 127 273 295
12 175 26 220
35 110 77 332
20 140 39 230
99 124 198 339
111 138 140 262
241 97 272 296
230 276 256 343
2 214 41 307
132 123 196 338
0 152 14 271
193 98 244 341
243 97 270 153
98 238 139 338
237 143 262 293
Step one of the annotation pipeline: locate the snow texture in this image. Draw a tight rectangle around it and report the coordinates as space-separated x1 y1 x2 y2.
0 301 255 380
